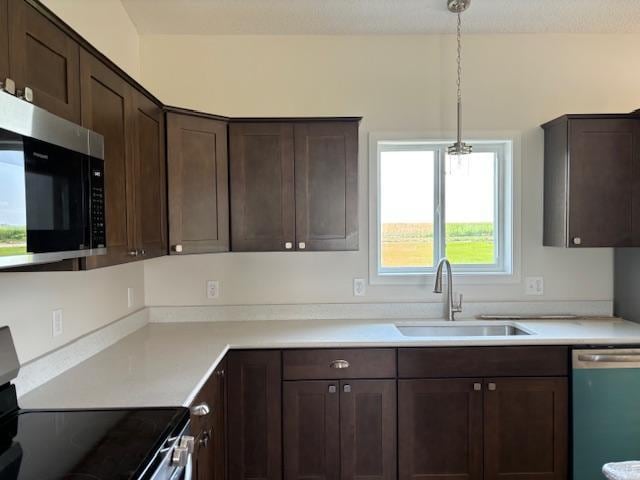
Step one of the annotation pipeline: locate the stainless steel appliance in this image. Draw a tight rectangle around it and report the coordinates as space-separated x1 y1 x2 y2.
0 326 193 479
0 90 106 269
572 348 640 480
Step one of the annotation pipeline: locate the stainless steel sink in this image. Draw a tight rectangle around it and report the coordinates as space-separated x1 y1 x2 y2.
396 323 531 337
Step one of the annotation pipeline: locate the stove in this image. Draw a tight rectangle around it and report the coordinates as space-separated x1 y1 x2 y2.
0 327 194 480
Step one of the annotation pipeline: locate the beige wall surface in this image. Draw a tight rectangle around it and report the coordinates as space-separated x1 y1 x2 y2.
41 0 141 80
0 1 144 365
140 34 640 306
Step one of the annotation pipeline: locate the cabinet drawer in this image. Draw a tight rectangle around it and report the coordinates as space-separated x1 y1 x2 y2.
398 346 569 378
283 349 396 380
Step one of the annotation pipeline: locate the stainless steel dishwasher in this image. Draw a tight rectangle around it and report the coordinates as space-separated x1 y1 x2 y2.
573 349 640 480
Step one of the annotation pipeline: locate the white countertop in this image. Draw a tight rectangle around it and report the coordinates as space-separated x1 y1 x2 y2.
19 317 640 409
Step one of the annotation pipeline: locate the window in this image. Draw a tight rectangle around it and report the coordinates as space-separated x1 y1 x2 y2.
372 137 515 280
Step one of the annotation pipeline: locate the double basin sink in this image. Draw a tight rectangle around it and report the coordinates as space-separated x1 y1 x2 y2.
395 322 532 337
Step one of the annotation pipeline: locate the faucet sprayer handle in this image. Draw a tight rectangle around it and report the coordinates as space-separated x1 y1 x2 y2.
453 292 463 312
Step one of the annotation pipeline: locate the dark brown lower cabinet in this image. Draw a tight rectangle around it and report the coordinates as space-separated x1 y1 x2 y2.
398 379 483 480
284 379 396 480
484 377 568 480
227 350 282 480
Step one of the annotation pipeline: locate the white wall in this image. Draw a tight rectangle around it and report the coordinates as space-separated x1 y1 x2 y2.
140 34 640 306
41 0 141 80
0 0 144 365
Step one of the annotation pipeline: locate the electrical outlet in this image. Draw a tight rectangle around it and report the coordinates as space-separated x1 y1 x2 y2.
52 309 63 337
127 287 135 308
525 277 544 296
207 280 220 299
353 278 366 297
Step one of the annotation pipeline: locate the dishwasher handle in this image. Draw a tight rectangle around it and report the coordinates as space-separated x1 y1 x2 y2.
574 349 640 369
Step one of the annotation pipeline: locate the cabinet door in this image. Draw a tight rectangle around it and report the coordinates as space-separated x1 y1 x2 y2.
167 113 229 254
568 118 637 247
0 0 8 80
398 379 483 480
294 122 359 251
484 377 568 480
230 123 295 251
284 381 340 480
228 350 282 480
79 49 136 269
9 0 80 122
212 359 227 480
132 91 167 259
341 380 396 480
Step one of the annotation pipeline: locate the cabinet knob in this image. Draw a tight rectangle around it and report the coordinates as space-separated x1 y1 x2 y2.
329 359 350 369
18 86 33 103
285 242 293 250
140 249 146 256
128 249 139 257
199 428 212 448
488 382 497 391
173 244 183 253
190 402 211 417
215 369 225 377
473 383 482 391
572 237 582 246
2 78 16 95
343 384 351 393
328 385 337 394
298 242 306 250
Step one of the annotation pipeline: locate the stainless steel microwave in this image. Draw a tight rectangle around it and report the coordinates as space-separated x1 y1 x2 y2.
0 91 106 269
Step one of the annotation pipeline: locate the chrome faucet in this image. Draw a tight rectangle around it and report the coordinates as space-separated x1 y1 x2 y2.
433 258 463 321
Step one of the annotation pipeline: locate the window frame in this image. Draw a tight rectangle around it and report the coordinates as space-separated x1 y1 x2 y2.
368 131 521 286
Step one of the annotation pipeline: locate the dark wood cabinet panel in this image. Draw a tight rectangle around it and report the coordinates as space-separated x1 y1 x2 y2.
283 349 396 380
294 122 358 251
543 115 640 247
0 0 8 80
398 379 483 480
228 350 282 480
284 381 340 480
132 90 167 259
341 380 396 480
192 359 227 480
484 377 568 480
9 0 80 122
230 122 296 251
167 113 229 254
398 347 569 379
79 49 135 269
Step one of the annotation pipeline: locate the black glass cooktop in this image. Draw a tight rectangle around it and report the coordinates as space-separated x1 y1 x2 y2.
0 407 189 480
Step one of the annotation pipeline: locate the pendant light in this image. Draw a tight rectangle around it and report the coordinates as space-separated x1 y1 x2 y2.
446 0 472 156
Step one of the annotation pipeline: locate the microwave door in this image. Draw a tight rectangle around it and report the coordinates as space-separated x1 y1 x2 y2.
0 132 27 261
23 137 89 255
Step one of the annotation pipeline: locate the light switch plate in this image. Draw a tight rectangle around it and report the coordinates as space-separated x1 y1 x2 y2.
353 278 366 297
127 287 134 308
52 309 63 337
525 277 544 296
207 280 220 299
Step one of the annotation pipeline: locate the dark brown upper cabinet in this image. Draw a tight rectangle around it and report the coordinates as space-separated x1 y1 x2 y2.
79 49 136 269
227 350 282 480
295 122 359 251
9 0 80 123
0 0 9 80
230 119 360 252
132 90 167 260
230 122 296 251
543 115 640 247
167 112 230 255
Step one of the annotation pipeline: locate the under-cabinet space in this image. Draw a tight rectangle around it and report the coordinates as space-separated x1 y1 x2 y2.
167 111 230 254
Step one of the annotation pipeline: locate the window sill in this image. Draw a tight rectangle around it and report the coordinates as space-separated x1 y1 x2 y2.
369 270 520 286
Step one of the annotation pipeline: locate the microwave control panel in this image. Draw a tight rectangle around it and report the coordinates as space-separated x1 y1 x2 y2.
90 158 106 249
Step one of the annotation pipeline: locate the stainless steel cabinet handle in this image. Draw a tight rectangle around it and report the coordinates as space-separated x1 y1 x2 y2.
199 429 211 448
578 354 640 363
140 249 146 256
343 384 351 393
190 403 211 417
473 383 481 391
487 382 497 391
2 78 15 95
285 242 293 250
128 249 139 257
329 359 350 369
215 369 225 377
298 242 306 250
572 237 582 245
328 385 337 394
173 244 183 253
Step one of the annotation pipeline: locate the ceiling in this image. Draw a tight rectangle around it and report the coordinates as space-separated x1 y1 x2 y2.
120 0 640 35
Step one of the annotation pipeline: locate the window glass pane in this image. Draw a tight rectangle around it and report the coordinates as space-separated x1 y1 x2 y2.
445 152 496 265
380 149 434 268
